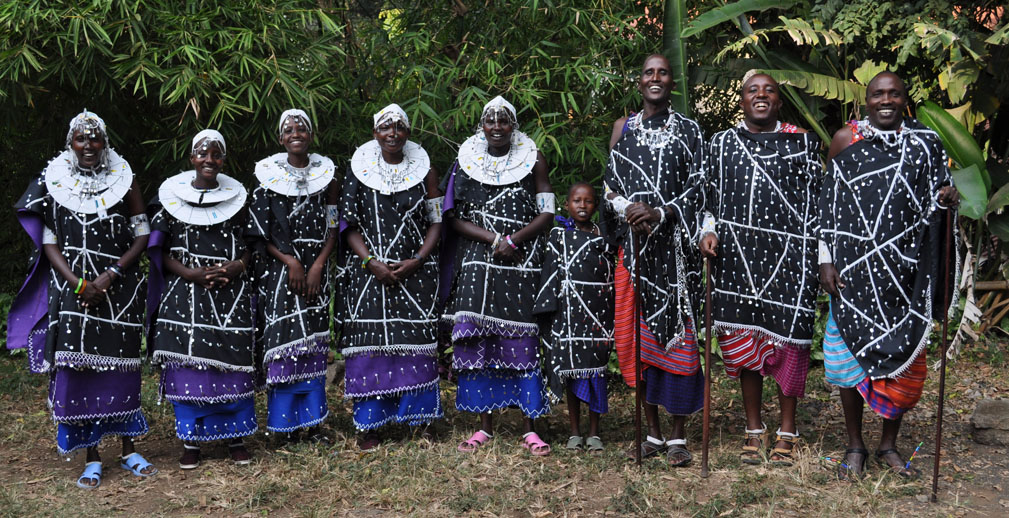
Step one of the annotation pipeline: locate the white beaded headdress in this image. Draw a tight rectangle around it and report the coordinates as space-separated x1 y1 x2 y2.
480 96 518 128
191 129 227 156
278 109 313 136
373 103 409 130
65 110 110 171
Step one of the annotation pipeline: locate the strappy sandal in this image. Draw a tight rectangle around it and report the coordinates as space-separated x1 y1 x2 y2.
457 430 492 453
521 432 551 456
740 424 767 465
625 436 667 461
876 448 921 479
585 436 604 453
76 461 103 490
120 452 158 478
565 436 585 451
666 439 693 467
179 444 201 470
836 447 868 481
769 429 799 467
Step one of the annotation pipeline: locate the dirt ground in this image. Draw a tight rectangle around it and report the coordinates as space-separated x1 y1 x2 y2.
0 344 1006 517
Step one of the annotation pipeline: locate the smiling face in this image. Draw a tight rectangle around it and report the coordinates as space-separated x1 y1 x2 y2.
70 129 106 169
566 184 597 226
740 74 782 128
373 120 409 160
190 139 225 188
866 72 907 131
279 116 312 155
639 54 674 106
481 108 515 153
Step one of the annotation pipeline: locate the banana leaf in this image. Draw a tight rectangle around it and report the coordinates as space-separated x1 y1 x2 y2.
680 0 796 38
951 164 986 220
918 100 990 193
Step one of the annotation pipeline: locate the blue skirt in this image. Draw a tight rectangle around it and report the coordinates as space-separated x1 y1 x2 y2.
56 413 149 455
351 382 442 431
172 398 257 442
267 378 328 432
456 368 550 419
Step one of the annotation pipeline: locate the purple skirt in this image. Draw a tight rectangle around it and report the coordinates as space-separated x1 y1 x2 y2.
49 367 148 454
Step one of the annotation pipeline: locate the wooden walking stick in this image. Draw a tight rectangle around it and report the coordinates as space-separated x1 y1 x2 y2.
634 233 644 467
701 257 713 478
931 210 955 502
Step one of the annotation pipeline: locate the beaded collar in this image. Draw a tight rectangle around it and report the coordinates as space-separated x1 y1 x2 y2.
855 118 907 147
350 140 429 194
158 171 247 225
254 152 334 196
626 111 679 154
44 149 132 217
457 131 537 186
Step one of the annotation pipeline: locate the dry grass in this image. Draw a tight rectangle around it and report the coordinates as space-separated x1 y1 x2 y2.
0 346 1006 518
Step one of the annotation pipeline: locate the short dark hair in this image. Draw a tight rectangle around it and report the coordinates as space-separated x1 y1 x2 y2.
567 181 596 199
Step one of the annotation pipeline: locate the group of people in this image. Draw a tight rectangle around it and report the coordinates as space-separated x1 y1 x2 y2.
6 53 958 490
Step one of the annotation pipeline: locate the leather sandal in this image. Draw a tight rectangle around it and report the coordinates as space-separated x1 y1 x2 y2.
876 448 921 479
625 436 667 461
769 429 799 467
837 447 868 481
740 424 767 465
666 439 692 467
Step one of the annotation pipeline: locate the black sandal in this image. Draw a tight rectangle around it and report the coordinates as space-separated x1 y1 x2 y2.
837 447 868 481
875 448 921 479
624 438 667 461
666 439 692 467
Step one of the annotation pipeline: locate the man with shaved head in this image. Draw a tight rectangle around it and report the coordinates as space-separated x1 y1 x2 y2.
699 72 823 467
603 53 706 467
818 71 959 479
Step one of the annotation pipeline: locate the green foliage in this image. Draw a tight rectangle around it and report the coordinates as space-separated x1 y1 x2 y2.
680 0 796 38
0 0 673 293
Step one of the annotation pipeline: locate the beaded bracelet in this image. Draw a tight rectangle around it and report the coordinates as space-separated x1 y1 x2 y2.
505 235 519 250
362 255 375 268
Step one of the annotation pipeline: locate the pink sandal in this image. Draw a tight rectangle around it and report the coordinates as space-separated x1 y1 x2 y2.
458 430 492 452
521 432 551 456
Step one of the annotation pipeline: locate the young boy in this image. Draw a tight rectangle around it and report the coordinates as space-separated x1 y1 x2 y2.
534 182 616 452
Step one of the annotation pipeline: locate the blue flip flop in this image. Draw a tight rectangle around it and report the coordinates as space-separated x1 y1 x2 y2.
76 461 103 489
120 452 158 478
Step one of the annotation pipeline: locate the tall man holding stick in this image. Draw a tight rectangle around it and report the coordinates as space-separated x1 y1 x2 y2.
818 71 959 479
604 54 706 467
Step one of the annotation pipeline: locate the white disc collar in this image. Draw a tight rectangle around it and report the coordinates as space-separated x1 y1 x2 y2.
457 131 537 186
158 171 247 225
350 140 429 194
45 149 132 216
254 152 334 196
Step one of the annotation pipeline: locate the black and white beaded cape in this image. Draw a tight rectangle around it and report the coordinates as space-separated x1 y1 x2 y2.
14 151 145 373
533 226 615 401
149 174 256 372
248 156 335 372
338 165 439 358
442 167 545 338
603 109 705 347
706 129 823 345
818 119 959 379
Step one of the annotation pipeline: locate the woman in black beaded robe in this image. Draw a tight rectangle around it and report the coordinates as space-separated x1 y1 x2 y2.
149 130 256 469
249 109 338 440
442 96 555 455
339 104 444 451
8 111 156 488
